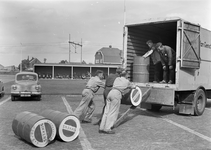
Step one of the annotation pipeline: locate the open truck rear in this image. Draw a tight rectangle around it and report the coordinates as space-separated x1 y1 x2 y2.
123 17 211 116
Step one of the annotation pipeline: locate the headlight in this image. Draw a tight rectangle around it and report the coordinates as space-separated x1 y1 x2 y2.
12 85 17 90
35 85 40 90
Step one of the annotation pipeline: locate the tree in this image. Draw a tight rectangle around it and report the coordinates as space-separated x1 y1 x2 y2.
18 59 30 71
59 60 68 64
82 60 86 64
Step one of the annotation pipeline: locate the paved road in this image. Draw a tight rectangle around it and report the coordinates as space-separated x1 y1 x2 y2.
0 74 15 83
0 79 211 150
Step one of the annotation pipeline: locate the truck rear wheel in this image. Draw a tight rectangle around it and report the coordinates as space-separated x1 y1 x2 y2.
194 89 207 116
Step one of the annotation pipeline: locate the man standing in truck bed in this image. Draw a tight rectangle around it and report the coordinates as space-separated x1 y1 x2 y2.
156 43 176 84
143 40 162 82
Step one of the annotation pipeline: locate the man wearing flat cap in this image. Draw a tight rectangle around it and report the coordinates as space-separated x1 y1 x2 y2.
156 43 176 84
99 69 136 134
94 66 125 125
143 40 162 82
74 70 105 123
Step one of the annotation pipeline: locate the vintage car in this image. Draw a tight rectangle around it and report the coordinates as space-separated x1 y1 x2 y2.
11 72 41 101
0 79 4 97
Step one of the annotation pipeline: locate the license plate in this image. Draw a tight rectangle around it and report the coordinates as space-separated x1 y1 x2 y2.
20 92 31 97
21 94 31 97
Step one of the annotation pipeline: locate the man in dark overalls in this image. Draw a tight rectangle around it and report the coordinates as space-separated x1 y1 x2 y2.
156 43 176 84
144 40 162 82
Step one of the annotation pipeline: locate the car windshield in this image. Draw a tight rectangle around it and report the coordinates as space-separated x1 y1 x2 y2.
16 74 37 81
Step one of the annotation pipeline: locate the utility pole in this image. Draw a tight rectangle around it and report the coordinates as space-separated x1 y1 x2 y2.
81 38 82 63
122 0 127 68
20 43 23 72
68 34 71 63
68 34 83 63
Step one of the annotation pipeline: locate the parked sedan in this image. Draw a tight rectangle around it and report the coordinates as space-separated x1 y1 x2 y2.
11 72 41 101
0 79 4 97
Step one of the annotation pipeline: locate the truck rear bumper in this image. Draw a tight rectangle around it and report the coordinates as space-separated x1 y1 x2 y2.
139 86 175 106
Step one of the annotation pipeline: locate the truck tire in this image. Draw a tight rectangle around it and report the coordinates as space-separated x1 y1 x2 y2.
194 89 207 116
147 104 162 112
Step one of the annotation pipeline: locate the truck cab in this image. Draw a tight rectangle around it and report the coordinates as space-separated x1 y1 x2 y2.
123 17 211 115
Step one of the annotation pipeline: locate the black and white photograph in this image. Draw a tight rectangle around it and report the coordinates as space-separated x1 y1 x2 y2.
0 0 211 149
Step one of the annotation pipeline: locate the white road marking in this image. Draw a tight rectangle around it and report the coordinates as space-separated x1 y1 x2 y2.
140 108 211 143
205 108 211 111
162 118 211 143
61 96 95 150
0 97 11 106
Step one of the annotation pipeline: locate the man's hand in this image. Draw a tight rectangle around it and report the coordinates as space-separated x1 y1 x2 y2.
169 65 173 70
131 84 137 89
163 66 167 70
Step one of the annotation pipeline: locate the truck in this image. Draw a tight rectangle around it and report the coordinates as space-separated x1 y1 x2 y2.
123 17 211 116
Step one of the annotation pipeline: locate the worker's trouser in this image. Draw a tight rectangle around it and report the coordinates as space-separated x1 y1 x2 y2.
99 87 112 118
163 64 175 83
154 61 162 82
100 89 122 131
74 89 95 121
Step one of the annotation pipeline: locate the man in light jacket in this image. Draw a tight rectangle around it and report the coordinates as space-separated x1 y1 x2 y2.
74 70 105 123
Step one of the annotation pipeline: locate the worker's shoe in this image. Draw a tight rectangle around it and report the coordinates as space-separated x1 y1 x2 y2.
160 80 166 84
98 130 104 134
168 80 173 84
103 130 115 134
81 119 92 123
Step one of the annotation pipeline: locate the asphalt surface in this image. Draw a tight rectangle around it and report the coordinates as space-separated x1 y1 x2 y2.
0 75 211 150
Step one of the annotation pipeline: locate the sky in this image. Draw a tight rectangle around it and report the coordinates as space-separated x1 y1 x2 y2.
0 0 210 67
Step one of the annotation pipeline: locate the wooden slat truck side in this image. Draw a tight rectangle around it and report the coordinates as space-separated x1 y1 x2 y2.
123 17 211 115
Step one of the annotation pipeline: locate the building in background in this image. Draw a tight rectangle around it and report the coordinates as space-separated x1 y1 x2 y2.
29 57 41 68
95 45 123 65
33 46 122 79
0 64 4 70
0 65 18 73
24 57 41 71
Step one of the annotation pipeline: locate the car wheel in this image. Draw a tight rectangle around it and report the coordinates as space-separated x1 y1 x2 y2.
36 96 41 101
11 96 16 101
0 87 4 98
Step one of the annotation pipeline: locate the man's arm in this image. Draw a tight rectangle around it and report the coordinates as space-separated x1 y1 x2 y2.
166 47 173 66
127 80 136 89
142 49 153 58
96 79 105 89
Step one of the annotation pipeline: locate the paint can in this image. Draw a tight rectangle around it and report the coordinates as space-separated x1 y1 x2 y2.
12 111 56 148
40 109 80 142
